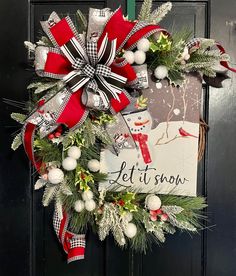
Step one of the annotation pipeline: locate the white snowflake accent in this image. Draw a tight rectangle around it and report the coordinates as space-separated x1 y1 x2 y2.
173 108 180 115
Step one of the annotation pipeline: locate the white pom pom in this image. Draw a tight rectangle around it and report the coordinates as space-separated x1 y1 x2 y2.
123 212 133 222
82 190 94 201
183 47 189 56
87 159 100 172
74 200 85 212
123 51 135 64
68 146 81 160
154 65 168 79
124 223 137 238
145 194 162 210
137 38 150 52
184 53 190 61
62 157 77 171
48 168 64 184
85 199 96 211
134 50 146 65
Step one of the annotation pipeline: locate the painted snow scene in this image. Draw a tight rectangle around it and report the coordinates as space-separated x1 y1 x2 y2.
100 72 202 196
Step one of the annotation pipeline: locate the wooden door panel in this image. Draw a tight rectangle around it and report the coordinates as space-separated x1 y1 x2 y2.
1 0 236 275
207 1 236 275
0 0 32 275
133 2 208 276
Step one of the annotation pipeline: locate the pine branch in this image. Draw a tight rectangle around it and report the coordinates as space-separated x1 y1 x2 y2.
36 36 53 47
55 192 63 219
150 2 172 24
11 133 22 150
34 138 62 163
27 80 61 94
24 41 36 52
75 9 87 33
138 0 153 21
11 113 26 124
42 185 59 206
98 203 126 246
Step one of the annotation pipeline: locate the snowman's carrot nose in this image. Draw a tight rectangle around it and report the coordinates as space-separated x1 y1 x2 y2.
134 120 150 126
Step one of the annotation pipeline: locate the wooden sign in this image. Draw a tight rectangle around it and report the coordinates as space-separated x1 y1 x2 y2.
100 73 202 196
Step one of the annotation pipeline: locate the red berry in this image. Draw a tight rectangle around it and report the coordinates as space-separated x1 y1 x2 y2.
150 214 157 221
155 209 163 215
54 132 61 138
38 99 45 107
160 213 168 222
48 134 54 140
118 199 125 206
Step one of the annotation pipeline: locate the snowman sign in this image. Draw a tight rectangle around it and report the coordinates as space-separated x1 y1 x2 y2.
100 72 202 196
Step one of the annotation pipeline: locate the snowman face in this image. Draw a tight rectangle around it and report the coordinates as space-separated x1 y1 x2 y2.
124 110 153 134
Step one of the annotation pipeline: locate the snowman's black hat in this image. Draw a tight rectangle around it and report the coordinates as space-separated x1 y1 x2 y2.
121 96 147 115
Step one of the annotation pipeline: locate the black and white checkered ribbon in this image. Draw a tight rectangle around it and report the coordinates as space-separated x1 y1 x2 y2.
61 33 126 109
53 210 86 263
186 38 201 50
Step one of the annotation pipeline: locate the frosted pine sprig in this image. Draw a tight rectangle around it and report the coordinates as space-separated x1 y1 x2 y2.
138 0 153 21
150 2 172 24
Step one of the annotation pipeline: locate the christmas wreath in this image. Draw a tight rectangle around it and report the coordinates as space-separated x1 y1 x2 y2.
10 1 236 263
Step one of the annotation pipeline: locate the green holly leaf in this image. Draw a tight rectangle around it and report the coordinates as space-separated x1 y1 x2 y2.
124 202 138 212
94 113 116 125
115 192 138 213
167 69 185 87
135 95 148 109
122 192 136 202
75 166 94 191
150 32 172 52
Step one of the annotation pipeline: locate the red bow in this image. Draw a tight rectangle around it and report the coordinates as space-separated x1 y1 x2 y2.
132 133 152 164
23 8 166 172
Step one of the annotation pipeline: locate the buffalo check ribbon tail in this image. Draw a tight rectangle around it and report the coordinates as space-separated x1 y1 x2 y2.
53 210 86 263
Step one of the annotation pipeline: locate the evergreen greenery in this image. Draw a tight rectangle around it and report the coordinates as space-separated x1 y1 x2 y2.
11 2 214 254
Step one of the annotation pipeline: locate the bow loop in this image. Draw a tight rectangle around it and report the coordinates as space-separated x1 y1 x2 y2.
72 58 86 70
86 79 98 91
95 64 111 77
82 64 96 78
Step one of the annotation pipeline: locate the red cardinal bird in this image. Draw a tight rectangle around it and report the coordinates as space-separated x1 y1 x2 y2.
179 127 198 138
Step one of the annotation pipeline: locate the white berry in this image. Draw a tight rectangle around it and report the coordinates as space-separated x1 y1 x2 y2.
137 38 150 52
145 194 162 210
74 200 85 212
123 212 133 222
62 157 77 171
123 51 135 64
68 146 81 160
82 190 94 201
85 199 96 211
47 168 64 184
134 50 146 65
183 47 189 56
184 53 190 61
154 65 168 79
87 159 100 172
124 223 137 238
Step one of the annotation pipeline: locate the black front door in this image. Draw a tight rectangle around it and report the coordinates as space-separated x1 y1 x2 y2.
1 1 236 275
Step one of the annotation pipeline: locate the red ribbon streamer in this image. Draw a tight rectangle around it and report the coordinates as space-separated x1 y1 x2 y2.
22 123 42 172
